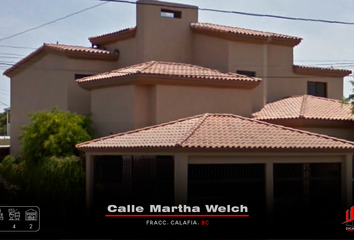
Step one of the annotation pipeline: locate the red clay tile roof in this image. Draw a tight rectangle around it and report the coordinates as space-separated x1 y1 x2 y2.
190 23 302 46
76 113 354 150
88 23 302 46
89 27 137 45
293 65 352 77
3 43 119 77
253 95 354 121
76 60 261 83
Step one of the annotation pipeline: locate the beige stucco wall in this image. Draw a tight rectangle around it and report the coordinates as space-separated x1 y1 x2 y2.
267 72 343 104
89 83 253 136
9 54 118 156
192 33 344 110
105 38 137 68
134 85 153 129
136 0 197 64
91 85 135 138
154 84 253 124
65 58 118 115
193 34 228 72
229 41 267 112
10 54 68 156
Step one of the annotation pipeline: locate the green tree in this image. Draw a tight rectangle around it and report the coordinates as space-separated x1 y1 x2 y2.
0 111 8 135
19 106 93 162
343 80 354 113
0 107 93 221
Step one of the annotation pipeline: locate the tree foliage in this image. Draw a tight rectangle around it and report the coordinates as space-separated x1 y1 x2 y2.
19 107 93 162
0 111 8 135
0 107 92 221
342 80 354 110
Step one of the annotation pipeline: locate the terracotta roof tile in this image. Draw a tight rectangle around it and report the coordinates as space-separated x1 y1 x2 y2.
76 61 261 84
3 43 118 76
76 113 354 150
43 43 115 54
191 23 302 42
293 65 352 76
89 27 137 45
253 95 354 121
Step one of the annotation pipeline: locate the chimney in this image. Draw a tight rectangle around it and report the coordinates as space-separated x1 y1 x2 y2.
136 0 198 63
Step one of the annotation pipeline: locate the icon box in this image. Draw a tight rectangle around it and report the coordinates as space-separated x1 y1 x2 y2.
0 206 40 232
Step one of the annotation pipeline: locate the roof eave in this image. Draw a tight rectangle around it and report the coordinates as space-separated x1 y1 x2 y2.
89 28 137 46
293 65 352 77
3 44 46 77
76 145 354 153
66 51 119 61
3 47 119 78
191 27 302 47
76 74 261 90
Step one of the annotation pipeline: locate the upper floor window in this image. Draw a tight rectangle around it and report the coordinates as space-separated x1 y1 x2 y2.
75 74 92 80
161 9 182 19
236 70 256 77
307 81 327 98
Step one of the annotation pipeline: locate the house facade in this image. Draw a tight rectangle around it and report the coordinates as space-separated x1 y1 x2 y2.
3 0 354 226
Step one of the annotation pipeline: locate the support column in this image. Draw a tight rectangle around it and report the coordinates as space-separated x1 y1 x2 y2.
86 154 95 209
342 154 353 208
174 154 188 204
265 162 274 223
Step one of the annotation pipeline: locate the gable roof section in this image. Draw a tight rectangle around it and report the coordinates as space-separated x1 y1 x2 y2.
89 27 137 45
3 43 119 77
190 23 302 46
76 61 261 89
253 95 354 121
76 113 354 151
293 65 352 77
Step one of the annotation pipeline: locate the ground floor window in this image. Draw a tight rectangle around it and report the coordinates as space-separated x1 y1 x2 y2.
273 163 341 224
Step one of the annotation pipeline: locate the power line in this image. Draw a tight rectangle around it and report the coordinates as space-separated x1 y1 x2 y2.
0 53 26 57
0 2 109 42
96 0 354 26
0 45 36 50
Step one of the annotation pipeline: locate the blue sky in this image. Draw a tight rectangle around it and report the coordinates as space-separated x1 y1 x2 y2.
1 0 353 112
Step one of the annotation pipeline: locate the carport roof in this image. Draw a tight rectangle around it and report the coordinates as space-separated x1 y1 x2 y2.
76 113 354 151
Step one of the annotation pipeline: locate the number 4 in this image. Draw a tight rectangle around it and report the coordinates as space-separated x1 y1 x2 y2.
13 224 15 229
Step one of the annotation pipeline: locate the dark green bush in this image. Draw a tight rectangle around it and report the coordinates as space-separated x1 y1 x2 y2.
0 107 92 222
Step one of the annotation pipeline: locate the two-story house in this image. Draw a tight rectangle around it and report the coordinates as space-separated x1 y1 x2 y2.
3 0 354 225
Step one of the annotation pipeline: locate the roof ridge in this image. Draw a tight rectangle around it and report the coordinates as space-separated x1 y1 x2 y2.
299 95 307 118
76 113 206 148
139 61 157 73
176 113 210 147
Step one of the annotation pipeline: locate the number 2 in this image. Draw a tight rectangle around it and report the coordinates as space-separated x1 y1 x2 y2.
29 224 32 229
